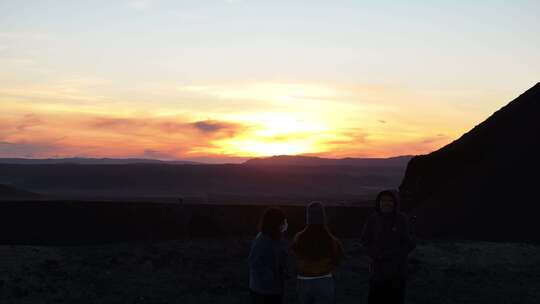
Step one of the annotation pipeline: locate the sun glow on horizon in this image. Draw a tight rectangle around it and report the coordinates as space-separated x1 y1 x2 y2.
1 1 538 161
0 80 514 161
187 112 329 157
219 140 313 157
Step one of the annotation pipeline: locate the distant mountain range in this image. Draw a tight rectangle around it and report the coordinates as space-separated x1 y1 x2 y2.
243 155 413 167
0 158 200 165
0 155 413 202
0 155 413 167
400 82 540 241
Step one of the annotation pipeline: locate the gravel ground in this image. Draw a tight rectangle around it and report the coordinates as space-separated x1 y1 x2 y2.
0 238 539 304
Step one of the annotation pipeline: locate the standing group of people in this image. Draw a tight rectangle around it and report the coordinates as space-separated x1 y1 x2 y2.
248 190 416 304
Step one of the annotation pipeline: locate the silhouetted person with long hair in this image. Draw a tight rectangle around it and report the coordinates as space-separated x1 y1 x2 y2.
248 207 289 304
291 202 344 304
361 190 416 304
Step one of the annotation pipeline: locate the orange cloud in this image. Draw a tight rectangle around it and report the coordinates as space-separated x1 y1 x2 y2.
0 107 459 161
87 116 247 139
0 112 253 160
2 81 492 161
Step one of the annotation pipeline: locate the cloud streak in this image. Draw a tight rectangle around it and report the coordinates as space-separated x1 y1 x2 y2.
88 116 246 139
16 114 43 131
0 111 255 160
0 80 474 160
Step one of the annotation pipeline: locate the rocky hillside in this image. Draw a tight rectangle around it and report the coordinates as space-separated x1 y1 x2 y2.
400 83 540 240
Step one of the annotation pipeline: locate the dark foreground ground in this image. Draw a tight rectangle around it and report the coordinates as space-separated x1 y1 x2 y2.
0 239 538 304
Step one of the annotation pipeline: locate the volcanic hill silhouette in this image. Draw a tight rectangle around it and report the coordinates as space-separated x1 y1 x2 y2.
400 83 540 241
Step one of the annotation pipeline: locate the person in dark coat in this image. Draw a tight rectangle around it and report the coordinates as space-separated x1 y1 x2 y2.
248 208 289 304
360 190 416 304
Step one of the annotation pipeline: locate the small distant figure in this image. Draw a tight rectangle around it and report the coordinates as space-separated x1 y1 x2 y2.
248 208 289 304
361 190 416 304
178 197 184 205
291 202 344 304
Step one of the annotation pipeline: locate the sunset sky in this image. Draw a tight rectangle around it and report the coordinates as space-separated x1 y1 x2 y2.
1 1 539 163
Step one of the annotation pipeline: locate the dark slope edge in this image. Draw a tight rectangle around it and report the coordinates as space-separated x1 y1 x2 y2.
400 83 540 241
0 184 40 199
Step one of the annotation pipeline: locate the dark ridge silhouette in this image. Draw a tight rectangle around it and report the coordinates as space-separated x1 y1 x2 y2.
0 157 200 165
400 83 540 241
0 184 40 199
244 155 413 167
0 163 404 201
